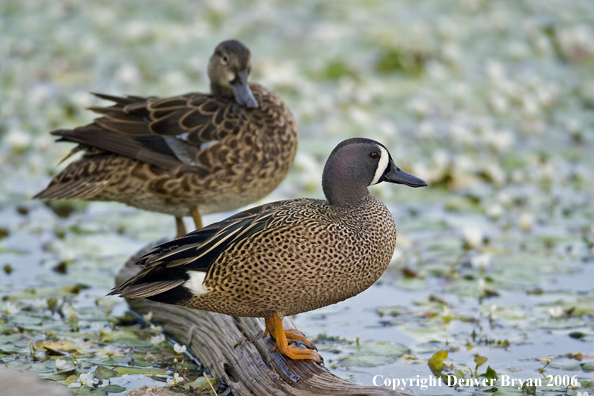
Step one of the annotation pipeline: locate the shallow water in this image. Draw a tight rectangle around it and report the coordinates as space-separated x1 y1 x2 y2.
1 1 593 395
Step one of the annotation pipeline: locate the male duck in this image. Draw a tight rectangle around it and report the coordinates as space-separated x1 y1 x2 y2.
35 40 297 237
110 138 426 362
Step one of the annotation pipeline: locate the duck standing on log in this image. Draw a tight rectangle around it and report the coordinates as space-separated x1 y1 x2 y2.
36 40 298 238
110 138 427 362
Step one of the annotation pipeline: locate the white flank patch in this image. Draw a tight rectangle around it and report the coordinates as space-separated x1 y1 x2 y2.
200 140 218 150
370 146 390 185
183 272 209 295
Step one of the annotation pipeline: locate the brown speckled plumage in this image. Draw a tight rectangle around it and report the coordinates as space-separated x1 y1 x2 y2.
183 195 395 317
35 40 297 236
111 138 427 362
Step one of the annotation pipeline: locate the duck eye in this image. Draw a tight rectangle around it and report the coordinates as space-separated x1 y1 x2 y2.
221 55 229 64
369 152 379 160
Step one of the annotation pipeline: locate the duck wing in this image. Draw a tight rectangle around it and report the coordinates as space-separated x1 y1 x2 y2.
53 92 247 171
108 200 292 299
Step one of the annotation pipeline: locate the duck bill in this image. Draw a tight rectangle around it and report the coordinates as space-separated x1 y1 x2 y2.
231 70 259 108
381 162 427 188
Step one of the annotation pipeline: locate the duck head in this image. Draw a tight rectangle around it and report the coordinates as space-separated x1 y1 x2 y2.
208 40 258 108
322 138 427 206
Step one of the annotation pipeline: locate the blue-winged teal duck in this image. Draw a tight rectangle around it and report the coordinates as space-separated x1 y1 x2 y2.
110 138 426 362
35 40 297 237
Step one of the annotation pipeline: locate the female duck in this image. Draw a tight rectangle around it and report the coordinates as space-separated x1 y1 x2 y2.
36 40 297 237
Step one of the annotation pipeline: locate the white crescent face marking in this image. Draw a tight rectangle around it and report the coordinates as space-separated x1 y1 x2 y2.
183 271 209 296
371 146 390 185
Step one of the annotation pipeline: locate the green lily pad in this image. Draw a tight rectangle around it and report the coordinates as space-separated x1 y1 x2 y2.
0 333 22 344
75 387 107 396
100 385 127 393
337 341 408 368
94 365 118 380
184 376 216 391
111 338 154 348
114 367 169 376
337 353 398 367
428 350 448 370
86 356 131 366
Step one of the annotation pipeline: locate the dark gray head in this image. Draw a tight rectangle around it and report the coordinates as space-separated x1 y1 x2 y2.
322 138 427 206
208 40 258 108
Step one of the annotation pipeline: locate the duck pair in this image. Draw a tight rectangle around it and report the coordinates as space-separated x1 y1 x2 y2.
37 40 427 363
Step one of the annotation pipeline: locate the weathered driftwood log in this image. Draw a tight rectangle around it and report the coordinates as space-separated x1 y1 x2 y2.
116 244 416 396
0 368 74 396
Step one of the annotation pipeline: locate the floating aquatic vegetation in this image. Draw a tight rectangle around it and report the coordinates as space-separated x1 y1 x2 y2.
1 0 593 395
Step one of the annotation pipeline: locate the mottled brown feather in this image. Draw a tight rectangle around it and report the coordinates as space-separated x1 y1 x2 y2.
111 195 397 317
36 79 297 220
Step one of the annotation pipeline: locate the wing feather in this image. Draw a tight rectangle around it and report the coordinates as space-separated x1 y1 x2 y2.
108 202 283 298
69 93 246 167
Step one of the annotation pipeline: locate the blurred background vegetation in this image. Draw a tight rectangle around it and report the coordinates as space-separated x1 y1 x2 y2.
0 0 593 395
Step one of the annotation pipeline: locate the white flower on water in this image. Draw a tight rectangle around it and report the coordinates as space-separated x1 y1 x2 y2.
485 60 506 84
497 191 512 206
80 373 95 386
449 124 471 143
485 163 506 187
3 302 19 315
463 227 483 249
115 63 141 87
143 311 153 322
391 248 403 263
548 306 564 319
518 213 534 232
32 298 48 311
205 0 230 13
477 278 486 291
510 169 525 183
166 372 184 386
150 334 165 345
565 118 581 135
5 129 32 152
407 96 431 117
486 204 504 220
489 93 509 114
489 304 498 320
55 359 67 370
97 323 112 336
69 372 95 388
173 343 187 354
470 254 492 270
62 304 77 319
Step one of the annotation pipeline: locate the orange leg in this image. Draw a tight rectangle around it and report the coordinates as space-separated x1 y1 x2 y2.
191 208 204 230
264 313 321 362
264 318 315 350
175 217 187 239
264 317 313 347
264 317 274 338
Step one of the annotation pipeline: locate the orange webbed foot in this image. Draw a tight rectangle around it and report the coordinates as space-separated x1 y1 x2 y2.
280 343 322 362
264 314 322 363
284 328 316 349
